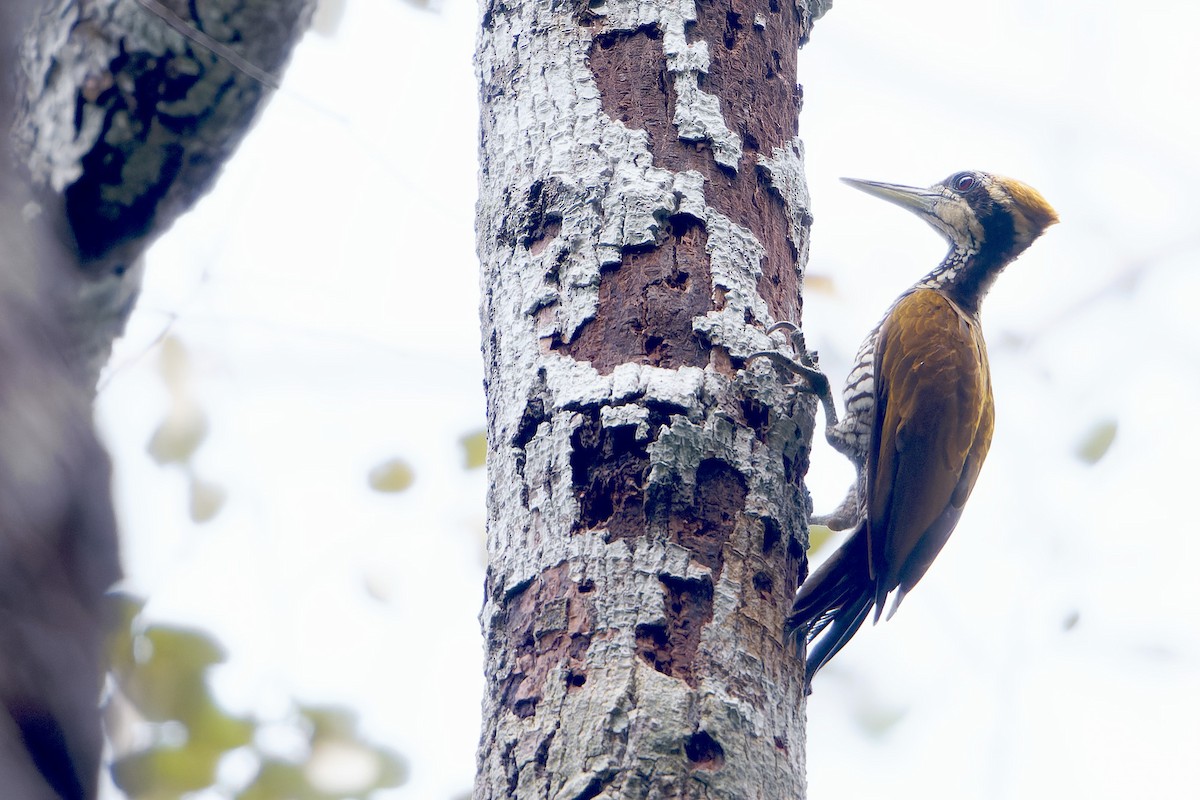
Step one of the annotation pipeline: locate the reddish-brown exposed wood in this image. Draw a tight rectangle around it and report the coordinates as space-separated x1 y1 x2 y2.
585 0 808 337
668 458 747 576
563 215 711 373
497 564 595 720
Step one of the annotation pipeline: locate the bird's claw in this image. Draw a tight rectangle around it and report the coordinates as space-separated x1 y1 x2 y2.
747 349 830 400
762 321 820 369
747 320 839 429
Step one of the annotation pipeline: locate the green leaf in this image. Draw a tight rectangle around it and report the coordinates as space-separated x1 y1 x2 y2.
237 758 310 800
854 702 908 738
142 625 227 671
300 705 358 740
367 458 415 493
108 609 407 799
1075 419 1118 464
147 401 209 465
119 626 225 722
188 699 255 750
298 706 408 795
373 747 408 789
188 473 227 523
111 743 222 797
157 335 191 391
461 430 487 469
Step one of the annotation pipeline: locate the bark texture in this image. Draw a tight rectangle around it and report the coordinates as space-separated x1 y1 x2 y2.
476 0 830 796
0 0 313 794
14 0 316 380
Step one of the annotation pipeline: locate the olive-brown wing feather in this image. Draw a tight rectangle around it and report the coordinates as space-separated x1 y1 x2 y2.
867 290 993 614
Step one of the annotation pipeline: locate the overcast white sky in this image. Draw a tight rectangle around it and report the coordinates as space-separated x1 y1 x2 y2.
97 0 1200 797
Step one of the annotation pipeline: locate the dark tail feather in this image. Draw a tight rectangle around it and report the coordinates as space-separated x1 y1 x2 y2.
785 523 874 693
802 589 872 693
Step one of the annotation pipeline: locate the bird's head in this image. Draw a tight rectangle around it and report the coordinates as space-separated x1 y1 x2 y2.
842 171 1058 264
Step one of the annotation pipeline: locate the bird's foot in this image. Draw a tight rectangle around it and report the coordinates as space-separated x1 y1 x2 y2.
748 322 835 422
810 484 863 532
763 321 820 369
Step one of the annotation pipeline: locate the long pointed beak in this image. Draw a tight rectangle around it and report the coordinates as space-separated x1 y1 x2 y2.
841 178 942 219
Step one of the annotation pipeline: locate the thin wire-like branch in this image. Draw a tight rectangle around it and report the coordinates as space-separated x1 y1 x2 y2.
133 0 282 89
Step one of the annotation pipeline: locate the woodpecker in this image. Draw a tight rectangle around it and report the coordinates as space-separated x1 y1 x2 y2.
760 170 1057 692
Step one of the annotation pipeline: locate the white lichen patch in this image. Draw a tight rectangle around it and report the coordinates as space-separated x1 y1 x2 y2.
600 403 651 440
599 0 743 170
758 136 813 270
663 36 742 169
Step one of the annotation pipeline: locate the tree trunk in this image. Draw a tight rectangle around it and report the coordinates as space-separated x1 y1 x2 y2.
0 1 313 795
475 0 830 796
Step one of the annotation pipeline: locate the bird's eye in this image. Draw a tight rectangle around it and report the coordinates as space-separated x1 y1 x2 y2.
952 173 977 192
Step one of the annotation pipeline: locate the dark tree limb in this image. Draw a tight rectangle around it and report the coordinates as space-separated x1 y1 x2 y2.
0 1 315 795
14 0 317 379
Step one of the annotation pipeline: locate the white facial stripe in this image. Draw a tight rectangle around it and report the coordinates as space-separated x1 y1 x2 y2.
933 195 984 252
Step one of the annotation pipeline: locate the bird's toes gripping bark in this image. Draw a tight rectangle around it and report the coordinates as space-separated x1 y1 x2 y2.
747 322 839 431
810 484 862 532
749 323 866 532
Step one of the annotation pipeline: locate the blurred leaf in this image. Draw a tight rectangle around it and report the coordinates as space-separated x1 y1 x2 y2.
804 273 836 295
1075 419 1117 464
1062 609 1081 632
461 430 487 469
142 625 227 671
189 473 227 523
853 702 907 738
238 759 310 800
300 706 358 741
147 401 208 465
157 334 191 393
373 747 407 789
108 606 406 799
299 706 407 796
807 523 834 553
305 739 385 796
368 458 415 493
188 700 255 750
119 626 226 722
112 742 223 798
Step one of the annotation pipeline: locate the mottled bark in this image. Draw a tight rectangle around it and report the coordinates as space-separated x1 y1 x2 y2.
14 0 316 380
476 0 830 796
0 1 313 795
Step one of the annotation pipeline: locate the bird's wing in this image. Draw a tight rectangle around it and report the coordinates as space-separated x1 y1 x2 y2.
866 289 993 617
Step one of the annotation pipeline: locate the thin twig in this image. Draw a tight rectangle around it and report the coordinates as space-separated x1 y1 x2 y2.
132 0 282 89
